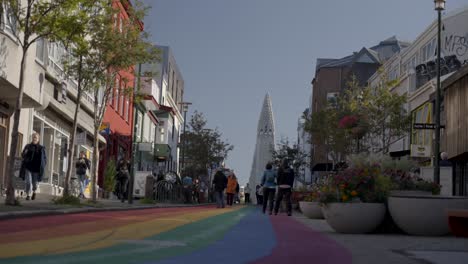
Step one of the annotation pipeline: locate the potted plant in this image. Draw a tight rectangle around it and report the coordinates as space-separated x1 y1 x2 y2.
299 177 330 219
320 163 389 234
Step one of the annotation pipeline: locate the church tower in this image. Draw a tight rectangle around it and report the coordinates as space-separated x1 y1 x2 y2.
248 94 276 201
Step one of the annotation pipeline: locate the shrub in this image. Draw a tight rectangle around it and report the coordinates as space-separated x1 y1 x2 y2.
104 159 117 193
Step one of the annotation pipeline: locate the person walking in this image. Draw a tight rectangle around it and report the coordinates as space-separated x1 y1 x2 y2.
261 163 277 215
274 159 295 216
20 133 47 200
212 169 227 208
226 172 238 206
244 183 251 204
116 158 130 203
256 184 263 205
75 151 90 198
182 175 193 204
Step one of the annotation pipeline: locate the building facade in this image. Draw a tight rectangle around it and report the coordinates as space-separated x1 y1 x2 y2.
310 37 408 172
368 7 468 164
98 0 144 189
0 1 104 196
143 45 185 177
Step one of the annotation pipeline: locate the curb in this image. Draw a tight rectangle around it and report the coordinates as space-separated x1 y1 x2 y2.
0 203 215 221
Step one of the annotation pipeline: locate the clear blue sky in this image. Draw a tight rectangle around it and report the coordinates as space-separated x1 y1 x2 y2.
142 0 467 185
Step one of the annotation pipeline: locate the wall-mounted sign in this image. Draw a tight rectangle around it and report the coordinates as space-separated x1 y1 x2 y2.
410 144 432 158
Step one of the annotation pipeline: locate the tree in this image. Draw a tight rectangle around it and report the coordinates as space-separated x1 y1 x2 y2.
82 0 159 202
271 137 309 183
1 0 87 205
365 75 411 154
56 0 103 197
182 111 234 179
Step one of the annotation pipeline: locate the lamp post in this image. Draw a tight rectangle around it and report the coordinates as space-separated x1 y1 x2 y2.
434 0 445 185
179 102 191 174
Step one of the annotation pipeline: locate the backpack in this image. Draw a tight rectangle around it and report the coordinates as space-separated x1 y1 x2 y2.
265 171 276 184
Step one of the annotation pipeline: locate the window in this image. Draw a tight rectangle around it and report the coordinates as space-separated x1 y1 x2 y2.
403 55 418 74
0 2 17 34
420 38 436 63
36 38 46 63
114 77 120 111
389 67 399 81
120 85 125 116
48 42 67 75
125 97 129 121
136 112 143 141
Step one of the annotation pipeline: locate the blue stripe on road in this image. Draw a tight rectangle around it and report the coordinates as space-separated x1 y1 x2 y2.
146 208 277 264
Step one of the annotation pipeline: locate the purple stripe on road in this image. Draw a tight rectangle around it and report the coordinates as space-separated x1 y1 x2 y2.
252 215 352 264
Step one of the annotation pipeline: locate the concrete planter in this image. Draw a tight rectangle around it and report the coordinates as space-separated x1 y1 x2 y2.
388 195 468 236
299 201 323 219
322 203 386 234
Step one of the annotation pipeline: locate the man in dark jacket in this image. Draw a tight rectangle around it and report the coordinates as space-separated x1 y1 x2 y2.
21 133 47 201
75 151 91 198
274 159 295 216
116 158 130 202
212 169 227 208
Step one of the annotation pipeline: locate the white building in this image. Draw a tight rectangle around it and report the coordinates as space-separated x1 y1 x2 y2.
368 6 468 162
1 2 104 197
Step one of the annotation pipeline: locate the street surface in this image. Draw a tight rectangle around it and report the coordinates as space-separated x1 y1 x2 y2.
0 205 466 264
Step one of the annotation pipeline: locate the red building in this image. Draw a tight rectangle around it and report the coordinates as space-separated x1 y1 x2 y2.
98 0 141 188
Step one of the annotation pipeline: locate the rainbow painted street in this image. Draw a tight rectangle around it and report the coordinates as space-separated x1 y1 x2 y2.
0 206 351 264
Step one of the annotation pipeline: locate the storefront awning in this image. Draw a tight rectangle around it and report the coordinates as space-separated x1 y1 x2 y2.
311 163 334 172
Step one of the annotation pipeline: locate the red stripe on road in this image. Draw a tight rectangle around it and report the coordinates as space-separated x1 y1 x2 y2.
252 216 352 264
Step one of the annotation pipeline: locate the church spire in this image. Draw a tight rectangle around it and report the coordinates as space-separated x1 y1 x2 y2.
257 93 275 136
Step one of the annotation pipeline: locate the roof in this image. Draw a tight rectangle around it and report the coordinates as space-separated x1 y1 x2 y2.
315 36 409 72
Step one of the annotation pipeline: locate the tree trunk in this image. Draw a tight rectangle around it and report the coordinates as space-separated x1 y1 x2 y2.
64 56 83 197
92 123 99 202
5 48 28 205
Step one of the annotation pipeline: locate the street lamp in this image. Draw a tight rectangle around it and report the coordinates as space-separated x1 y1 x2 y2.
179 102 192 174
433 0 445 184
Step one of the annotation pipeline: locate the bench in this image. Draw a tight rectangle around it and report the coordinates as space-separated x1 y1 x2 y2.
447 209 468 238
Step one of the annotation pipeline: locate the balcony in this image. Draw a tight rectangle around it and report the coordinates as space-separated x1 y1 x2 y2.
154 143 171 161
140 77 160 111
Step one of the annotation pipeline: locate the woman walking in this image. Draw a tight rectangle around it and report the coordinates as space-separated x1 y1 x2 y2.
274 159 295 216
75 151 90 198
20 133 47 200
261 163 277 215
226 172 238 206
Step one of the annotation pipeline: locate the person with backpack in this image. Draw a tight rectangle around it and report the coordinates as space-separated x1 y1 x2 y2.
261 163 277 215
75 151 90 198
274 159 295 216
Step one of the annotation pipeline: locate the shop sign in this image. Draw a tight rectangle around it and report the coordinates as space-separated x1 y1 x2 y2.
410 144 432 158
